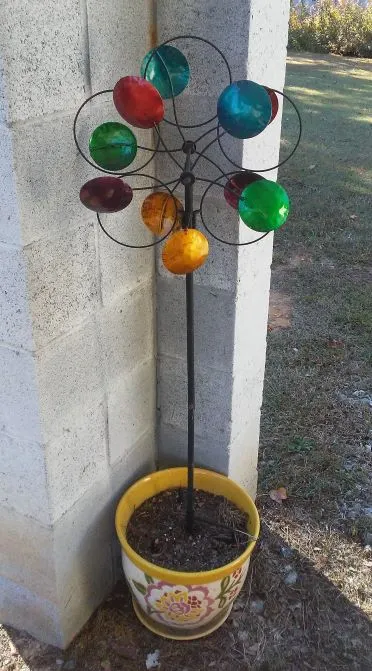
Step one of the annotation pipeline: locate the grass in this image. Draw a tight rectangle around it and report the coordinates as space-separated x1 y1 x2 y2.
1 53 371 671
260 53 372 538
257 52 372 664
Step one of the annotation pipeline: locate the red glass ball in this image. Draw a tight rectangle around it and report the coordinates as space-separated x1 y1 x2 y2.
80 177 133 213
113 76 164 128
265 87 279 123
224 172 263 210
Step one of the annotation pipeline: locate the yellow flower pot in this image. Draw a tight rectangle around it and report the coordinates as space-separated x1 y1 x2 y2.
115 467 260 640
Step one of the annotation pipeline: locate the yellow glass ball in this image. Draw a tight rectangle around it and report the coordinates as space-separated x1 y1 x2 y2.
141 192 184 236
162 228 209 275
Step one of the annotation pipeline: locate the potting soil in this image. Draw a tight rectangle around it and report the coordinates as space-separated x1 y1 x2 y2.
126 488 250 571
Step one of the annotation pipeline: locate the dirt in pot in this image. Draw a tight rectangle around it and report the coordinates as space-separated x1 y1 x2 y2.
126 488 252 571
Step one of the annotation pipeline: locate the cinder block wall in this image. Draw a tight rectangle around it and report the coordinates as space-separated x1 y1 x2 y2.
0 0 156 647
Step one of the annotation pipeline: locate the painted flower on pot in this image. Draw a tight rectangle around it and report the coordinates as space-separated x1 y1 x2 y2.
216 566 246 608
133 578 214 625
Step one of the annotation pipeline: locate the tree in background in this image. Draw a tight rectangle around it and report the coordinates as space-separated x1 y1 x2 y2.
289 0 372 56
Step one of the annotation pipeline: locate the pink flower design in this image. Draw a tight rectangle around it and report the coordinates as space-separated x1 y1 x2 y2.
144 581 214 624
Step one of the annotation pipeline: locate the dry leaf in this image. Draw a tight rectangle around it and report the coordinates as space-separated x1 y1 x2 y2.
269 487 288 503
101 662 111 671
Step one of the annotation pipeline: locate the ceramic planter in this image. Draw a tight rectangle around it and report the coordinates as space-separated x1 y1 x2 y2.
115 467 260 640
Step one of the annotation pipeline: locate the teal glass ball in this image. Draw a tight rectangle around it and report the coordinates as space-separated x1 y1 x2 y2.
141 45 190 99
89 122 137 170
217 80 272 139
238 179 290 232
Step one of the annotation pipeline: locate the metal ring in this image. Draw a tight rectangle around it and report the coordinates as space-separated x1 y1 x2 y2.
72 89 162 176
96 173 181 249
217 89 302 173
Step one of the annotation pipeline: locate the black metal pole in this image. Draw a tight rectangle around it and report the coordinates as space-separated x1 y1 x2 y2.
185 270 195 533
182 143 195 534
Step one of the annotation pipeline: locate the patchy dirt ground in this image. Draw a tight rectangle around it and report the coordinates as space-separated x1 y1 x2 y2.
1 53 371 671
1 517 371 671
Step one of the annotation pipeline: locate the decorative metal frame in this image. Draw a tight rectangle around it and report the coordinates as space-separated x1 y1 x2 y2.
73 35 302 533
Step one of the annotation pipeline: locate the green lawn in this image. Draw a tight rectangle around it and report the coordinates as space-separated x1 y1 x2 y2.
259 51 372 626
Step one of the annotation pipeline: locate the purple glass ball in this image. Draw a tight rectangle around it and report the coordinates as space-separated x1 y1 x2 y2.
80 177 133 213
224 172 263 210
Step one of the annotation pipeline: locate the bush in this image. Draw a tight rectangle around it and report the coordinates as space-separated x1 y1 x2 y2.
289 0 372 57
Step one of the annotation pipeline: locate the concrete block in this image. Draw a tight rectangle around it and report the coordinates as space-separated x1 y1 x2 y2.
229 236 273 446
157 275 235 371
36 319 103 442
53 476 113 647
157 422 229 473
157 355 232 440
0 576 61 648
98 191 154 305
160 95 219 149
12 114 92 246
45 400 108 522
0 246 33 349
111 428 156 501
0 0 86 122
0 505 55 602
108 358 155 464
0 346 41 441
228 418 261 495
247 0 289 87
98 283 154 387
0 432 49 524
100 232 154 306
156 1 250 96
231 370 263 442
86 0 152 92
0 125 21 245
25 222 99 347
0 62 9 126
1 475 115 649
110 428 157 582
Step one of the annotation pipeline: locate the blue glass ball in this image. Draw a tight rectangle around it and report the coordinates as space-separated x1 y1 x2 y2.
217 80 272 139
141 45 190 99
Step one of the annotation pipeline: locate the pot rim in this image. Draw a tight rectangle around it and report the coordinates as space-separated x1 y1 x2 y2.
115 467 260 584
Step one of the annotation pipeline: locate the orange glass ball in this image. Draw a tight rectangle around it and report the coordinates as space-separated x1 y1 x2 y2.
141 192 184 235
162 228 209 275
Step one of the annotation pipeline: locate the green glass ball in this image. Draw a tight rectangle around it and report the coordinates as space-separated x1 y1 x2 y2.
140 45 190 99
238 179 290 232
89 122 137 170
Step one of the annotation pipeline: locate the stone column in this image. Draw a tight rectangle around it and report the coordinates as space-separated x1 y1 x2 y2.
155 0 290 493
0 0 156 647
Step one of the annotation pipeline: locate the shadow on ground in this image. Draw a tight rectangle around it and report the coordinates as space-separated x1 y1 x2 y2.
2 512 372 671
